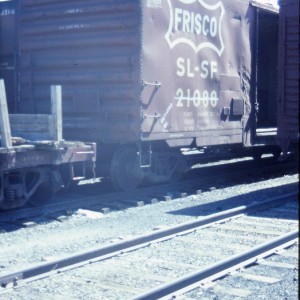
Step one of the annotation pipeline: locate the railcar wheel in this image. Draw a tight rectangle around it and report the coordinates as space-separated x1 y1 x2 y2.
0 168 60 210
272 147 281 159
29 169 63 206
110 146 143 191
252 149 263 161
0 173 28 210
145 151 188 184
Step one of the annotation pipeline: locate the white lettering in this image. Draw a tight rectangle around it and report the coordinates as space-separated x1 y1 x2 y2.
165 1 225 56
195 14 202 34
176 57 185 77
200 61 209 79
176 57 195 78
187 59 194 78
210 17 217 37
173 8 218 38
210 61 218 79
202 15 209 36
177 58 218 79
175 8 182 31
175 88 219 108
183 10 191 33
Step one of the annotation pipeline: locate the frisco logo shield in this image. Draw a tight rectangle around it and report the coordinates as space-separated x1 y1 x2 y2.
165 0 225 56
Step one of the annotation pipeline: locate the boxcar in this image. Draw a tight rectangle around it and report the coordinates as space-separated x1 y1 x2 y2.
277 0 299 157
1 0 281 190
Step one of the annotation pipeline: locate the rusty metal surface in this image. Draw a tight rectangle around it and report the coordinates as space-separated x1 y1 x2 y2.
277 0 299 152
0 141 96 172
1 0 280 148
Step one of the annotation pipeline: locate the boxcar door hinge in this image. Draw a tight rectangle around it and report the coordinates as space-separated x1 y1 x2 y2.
141 80 162 106
142 113 161 120
141 113 161 134
141 80 161 89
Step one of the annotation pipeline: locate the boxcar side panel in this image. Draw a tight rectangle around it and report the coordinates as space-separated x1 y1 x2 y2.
277 0 299 152
0 0 17 113
141 0 256 147
17 0 142 143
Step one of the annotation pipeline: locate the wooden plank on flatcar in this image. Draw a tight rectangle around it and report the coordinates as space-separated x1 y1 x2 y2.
8 85 63 141
9 114 52 141
10 114 50 132
50 85 63 141
0 79 12 148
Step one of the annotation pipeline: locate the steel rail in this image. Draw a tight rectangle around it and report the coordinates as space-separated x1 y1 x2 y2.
133 230 298 300
0 191 297 289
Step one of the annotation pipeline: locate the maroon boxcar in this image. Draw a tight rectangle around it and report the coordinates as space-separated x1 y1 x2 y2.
277 0 299 157
1 0 281 190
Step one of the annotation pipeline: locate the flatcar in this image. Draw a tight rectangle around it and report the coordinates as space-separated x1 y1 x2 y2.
0 80 96 210
0 0 284 191
277 0 299 159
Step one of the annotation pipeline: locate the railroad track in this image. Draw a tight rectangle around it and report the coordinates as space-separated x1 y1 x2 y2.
0 157 297 224
0 191 298 299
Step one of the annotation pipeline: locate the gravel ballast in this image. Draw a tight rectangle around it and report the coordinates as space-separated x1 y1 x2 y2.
0 174 298 299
